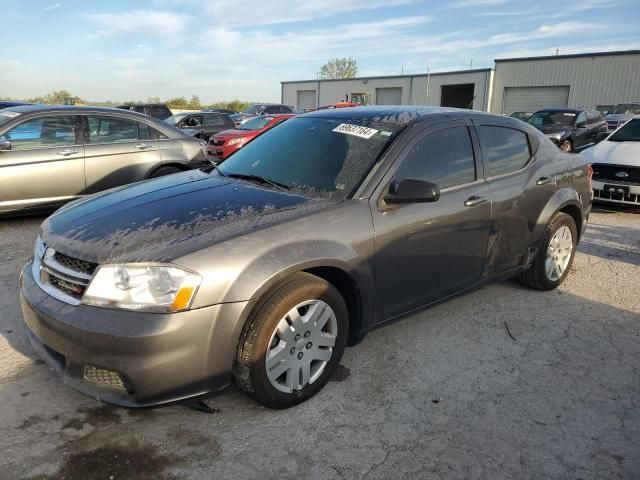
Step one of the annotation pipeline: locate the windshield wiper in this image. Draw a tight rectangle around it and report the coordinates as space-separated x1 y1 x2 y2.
226 172 290 191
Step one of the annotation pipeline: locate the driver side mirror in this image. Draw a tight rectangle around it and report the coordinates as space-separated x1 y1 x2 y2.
0 139 11 151
384 179 440 204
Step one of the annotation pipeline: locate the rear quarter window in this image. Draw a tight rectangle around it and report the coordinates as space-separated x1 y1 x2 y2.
478 126 531 177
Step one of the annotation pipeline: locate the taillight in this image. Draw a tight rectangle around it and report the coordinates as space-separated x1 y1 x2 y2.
587 164 593 180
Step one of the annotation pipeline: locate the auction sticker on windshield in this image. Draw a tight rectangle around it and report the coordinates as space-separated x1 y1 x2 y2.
333 123 378 139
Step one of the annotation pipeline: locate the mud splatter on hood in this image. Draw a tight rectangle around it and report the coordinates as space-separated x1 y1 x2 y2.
41 170 337 264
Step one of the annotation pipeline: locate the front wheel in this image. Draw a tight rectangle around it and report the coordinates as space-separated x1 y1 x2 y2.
518 212 577 290
559 139 573 153
235 273 348 409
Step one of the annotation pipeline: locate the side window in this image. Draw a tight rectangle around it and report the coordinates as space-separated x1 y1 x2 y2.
138 123 152 140
394 126 476 190
576 112 587 125
88 116 140 144
184 115 202 127
203 114 223 126
478 126 531 177
263 106 276 114
1 115 76 150
149 106 169 119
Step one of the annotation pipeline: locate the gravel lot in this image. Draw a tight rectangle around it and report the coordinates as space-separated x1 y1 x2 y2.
0 205 639 480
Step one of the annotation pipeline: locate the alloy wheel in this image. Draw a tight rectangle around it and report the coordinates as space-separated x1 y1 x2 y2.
265 299 337 393
545 225 574 281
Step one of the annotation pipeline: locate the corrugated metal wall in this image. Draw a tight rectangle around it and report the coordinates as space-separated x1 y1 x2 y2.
281 70 491 110
492 53 640 113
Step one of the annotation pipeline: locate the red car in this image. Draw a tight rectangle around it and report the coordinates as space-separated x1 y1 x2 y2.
208 114 295 159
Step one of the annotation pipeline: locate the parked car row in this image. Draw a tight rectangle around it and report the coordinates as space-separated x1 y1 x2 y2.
0 105 208 214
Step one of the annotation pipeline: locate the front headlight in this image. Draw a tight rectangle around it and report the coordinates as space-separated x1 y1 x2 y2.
545 132 563 141
82 264 201 313
227 136 248 146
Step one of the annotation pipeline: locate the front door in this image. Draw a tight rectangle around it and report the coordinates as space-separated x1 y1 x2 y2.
82 115 162 193
0 114 84 212
370 121 491 322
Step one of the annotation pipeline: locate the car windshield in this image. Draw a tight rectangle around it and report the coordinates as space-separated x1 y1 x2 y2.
610 104 640 115
164 113 189 126
218 117 401 198
528 111 576 127
608 118 640 142
237 116 273 130
243 105 263 115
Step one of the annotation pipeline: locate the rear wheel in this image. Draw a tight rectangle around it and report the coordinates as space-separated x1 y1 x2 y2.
149 166 183 178
518 212 577 290
235 273 348 409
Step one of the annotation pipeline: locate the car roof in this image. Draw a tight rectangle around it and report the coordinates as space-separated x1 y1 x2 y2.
299 105 490 126
534 108 583 114
5 104 142 114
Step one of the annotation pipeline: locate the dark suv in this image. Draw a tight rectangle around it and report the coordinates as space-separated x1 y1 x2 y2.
164 111 236 140
116 103 173 120
528 108 607 152
20 107 592 409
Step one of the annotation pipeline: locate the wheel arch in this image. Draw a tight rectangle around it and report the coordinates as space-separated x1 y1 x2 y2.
146 163 189 179
534 187 585 244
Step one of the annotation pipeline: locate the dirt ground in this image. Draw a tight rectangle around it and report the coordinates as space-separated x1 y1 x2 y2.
0 205 639 480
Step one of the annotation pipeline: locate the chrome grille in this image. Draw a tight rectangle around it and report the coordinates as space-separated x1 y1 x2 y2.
53 251 97 275
34 246 96 305
592 163 640 185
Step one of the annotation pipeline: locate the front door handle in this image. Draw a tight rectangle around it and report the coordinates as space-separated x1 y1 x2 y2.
536 176 552 186
135 143 152 150
56 149 79 156
464 195 487 207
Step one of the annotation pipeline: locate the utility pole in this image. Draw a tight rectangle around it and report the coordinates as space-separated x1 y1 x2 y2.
469 58 473 70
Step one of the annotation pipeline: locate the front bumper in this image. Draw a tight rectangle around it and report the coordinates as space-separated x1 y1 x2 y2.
20 259 252 407
592 180 640 205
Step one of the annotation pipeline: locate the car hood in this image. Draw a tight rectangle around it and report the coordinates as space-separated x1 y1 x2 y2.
605 113 634 122
214 128 259 140
532 124 573 135
41 170 337 264
581 140 640 167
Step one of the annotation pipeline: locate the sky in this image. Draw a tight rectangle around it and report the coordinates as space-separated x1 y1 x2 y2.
1 0 638 103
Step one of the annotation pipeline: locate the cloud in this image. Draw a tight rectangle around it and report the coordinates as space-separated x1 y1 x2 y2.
83 10 189 36
450 0 509 6
487 21 603 45
42 3 61 11
204 0 414 26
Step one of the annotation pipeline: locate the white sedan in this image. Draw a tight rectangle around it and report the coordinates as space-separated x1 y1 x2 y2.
581 117 640 206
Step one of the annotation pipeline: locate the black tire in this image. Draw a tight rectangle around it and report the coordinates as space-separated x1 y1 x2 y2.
559 139 573 153
149 166 183 178
518 212 578 291
235 272 349 409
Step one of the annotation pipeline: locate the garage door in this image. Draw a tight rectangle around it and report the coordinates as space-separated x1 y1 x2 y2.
297 90 316 110
502 86 570 114
376 87 402 105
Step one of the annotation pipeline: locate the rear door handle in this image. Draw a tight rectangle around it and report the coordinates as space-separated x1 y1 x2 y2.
135 143 152 150
464 196 487 207
536 176 552 186
56 149 79 156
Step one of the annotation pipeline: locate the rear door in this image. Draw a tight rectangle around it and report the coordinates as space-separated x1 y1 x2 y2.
474 121 556 274
82 114 162 194
371 121 491 321
0 114 84 211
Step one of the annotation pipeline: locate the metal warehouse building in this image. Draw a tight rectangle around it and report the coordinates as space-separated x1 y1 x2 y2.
281 50 640 114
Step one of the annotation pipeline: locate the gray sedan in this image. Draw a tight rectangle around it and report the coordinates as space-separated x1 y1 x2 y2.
0 105 208 215
20 107 592 409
